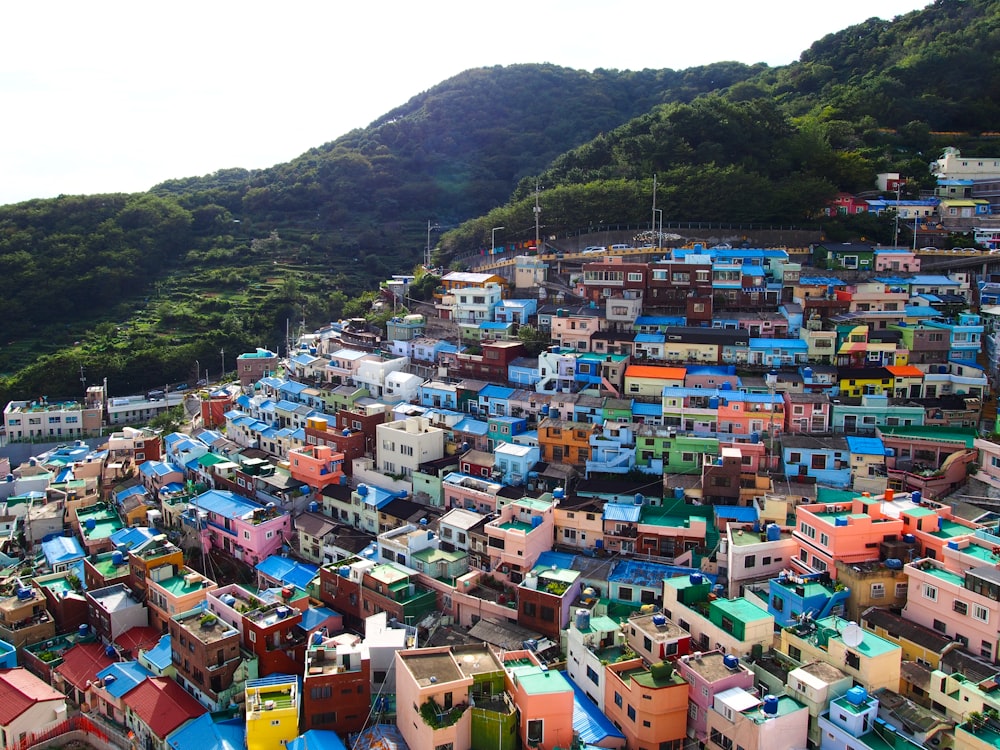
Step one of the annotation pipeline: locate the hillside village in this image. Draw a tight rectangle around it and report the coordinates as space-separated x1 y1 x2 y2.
6 160 1000 750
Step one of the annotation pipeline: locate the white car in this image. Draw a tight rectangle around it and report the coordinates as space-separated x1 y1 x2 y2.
581 246 606 254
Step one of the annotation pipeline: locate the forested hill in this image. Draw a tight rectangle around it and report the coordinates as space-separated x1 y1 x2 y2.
3 0 1000 402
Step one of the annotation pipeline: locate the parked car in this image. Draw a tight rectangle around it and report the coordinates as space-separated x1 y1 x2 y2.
581 246 606 254
609 244 632 251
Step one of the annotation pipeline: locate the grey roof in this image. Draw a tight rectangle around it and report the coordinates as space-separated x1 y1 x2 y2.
467 618 544 651
861 607 952 652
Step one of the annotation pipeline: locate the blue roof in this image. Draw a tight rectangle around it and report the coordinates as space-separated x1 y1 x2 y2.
193 489 267 520
143 634 173 671
255 555 318 589
479 384 515 399
109 526 157 551
167 714 245 750
562 670 626 745
634 333 666 343
247 673 301 689
749 338 808 350
452 417 489 436
535 551 577 570
115 485 147 502
845 436 886 456
603 503 642 523
41 535 85 565
358 484 402 510
139 461 183 478
286 731 348 750
96 660 153 698
799 277 847 286
635 316 686 326
714 506 759 523
301 606 340 632
631 401 662 417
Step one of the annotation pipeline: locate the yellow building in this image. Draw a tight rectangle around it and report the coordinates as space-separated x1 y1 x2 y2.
779 615 901 693
245 676 299 750
623 365 686 399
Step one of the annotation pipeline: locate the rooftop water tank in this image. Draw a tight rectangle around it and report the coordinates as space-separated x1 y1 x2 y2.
308 501 319 513
911 491 922 504
531 516 543 528
762 695 779 715
723 654 740 670
835 517 848 527
751 432 760 444
674 487 684 499
634 493 644 506
553 487 565 499
358 484 369 496
111 550 125 566
709 396 720 410
845 686 868 705
342 429 351 437
312 631 324 645
689 573 704 585
420 518 428 526
884 558 903 570
105 645 116 657
276 606 291 619
652 614 667 626
902 533 916 544
221 594 237 606
85 518 96 531
575 609 590 630
16 587 33 601
947 540 960 550
766 524 781 542
78 623 89 637
721 382 733 391
338 566 351 579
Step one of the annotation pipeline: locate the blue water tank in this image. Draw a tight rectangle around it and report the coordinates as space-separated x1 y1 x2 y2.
803 367 813 378
762 695 779 715
723 654 740 670
911 491 922 504
751 432 760 444
903 533 916 544
553 487 565 500
595 539 604 550
531 516 543 528
312 631 324 645
835 517 848 527
338 566 351 578
652 614 667 626
524 639 539 651
85 518 96 531
634 494 644 506
420 518 428 526
541 405 550 415
721 382 733 391
846 686 868 705
111 550 125 566
308 501 319 513
78 623 89 637
342 428 351 437
766 524 781 542
105 645 116 657
358 484 368 496
674 487 684 499
947 540 959 550
689 573 704 585
709 396 720 410
575 608 590 630
16 587 32 601
884 558 903 570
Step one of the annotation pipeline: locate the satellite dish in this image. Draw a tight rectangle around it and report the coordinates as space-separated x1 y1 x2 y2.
841 622 864 648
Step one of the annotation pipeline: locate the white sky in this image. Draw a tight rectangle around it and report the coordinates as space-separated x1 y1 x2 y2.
0 0 928 207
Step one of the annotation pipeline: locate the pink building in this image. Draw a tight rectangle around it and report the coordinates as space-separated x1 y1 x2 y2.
783 393 831 434
902 557 1000 663
394 647 474 750
793 497 906 577
442 473 505 515
550 310 605 352
184 490 291 566
676 650 755 743
484 496 556 583
287 441 346 491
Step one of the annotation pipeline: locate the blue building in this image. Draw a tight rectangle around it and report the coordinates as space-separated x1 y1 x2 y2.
780 435 851 488
767 572 849 628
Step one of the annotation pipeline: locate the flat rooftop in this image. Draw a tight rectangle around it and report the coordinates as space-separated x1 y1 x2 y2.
401 650 464 686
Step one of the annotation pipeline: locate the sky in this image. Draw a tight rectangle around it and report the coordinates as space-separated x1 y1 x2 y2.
0 1 929 207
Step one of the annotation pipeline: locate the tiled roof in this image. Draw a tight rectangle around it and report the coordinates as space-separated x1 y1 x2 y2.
0 668 65 724
54 642 116 692
124 677 207 738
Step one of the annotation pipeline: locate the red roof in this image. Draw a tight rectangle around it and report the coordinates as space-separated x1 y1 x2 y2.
123 677 206 738
0 668 65 725
624 364 686 381
54 643 116 692
115 626 162 654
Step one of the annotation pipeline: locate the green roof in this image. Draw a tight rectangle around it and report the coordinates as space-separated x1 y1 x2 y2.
515 498 553 512
712 597 771 623
933 520 975 539
817 616 900 658
512 667 572 695
877 425 977 447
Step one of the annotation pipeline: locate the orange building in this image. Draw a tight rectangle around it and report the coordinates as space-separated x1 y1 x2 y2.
623 365 686 399
537 418 599 466
604 658 688 750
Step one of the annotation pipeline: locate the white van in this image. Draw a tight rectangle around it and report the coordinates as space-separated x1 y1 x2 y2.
610 244 632 251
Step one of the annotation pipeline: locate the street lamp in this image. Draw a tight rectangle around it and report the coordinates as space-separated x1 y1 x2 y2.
654 209 663 249
425 220 440 270
491 226 505 255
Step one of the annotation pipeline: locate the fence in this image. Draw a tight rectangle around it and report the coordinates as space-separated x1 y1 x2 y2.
9 715 131 750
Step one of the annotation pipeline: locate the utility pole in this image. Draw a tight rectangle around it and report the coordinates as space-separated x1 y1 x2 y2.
79 366 87 395
533 181 542 253
651 174 657 243
426 220 440 270
220 348 225 381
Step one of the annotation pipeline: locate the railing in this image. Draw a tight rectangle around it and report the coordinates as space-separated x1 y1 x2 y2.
11 715 130 750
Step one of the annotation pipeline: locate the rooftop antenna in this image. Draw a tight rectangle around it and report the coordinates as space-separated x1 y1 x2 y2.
841 621 864 648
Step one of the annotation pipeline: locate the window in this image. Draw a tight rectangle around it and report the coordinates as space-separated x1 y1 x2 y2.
527 720 543 744
973 604 989 623
627 705 636 721
953 600 968 616
710 728 733 750
744 555 756 569
614 692 623 708
820 533 829 547
870 583 885 599
933 619 947 633
586 665 599 684
895 583 908 598
845 651 860 669
618 587 633 602
923 584 937 601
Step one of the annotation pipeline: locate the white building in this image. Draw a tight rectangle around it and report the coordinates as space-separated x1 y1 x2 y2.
376 417 445 479
354 356 410 399
0 668 68 747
